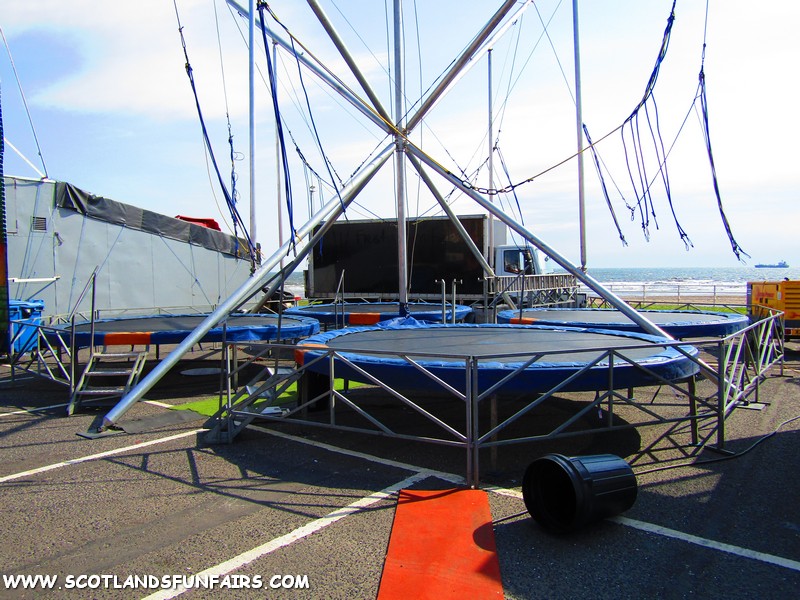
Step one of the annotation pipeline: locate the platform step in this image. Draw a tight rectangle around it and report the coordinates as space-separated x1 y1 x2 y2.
75 386 128 396
85 367 137 376
67 349 149 416
94 351 145 359
204 368 303 443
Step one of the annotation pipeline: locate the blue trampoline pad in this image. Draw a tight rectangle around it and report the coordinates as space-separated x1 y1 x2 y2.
497 307 749 338
286 302 472 325
47 313 320 348
296 320 700 394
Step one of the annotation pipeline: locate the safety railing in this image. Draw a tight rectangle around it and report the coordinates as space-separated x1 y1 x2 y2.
583 282 745 304
212 309 783 486
7 269 100 390
492 273 579 307
8 320 75 386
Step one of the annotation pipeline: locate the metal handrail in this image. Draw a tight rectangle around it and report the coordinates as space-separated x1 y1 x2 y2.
214 309 783 485
66 267 99 395
333 270 346 328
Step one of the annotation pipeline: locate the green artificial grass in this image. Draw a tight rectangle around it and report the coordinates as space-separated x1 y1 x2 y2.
171 378 363 417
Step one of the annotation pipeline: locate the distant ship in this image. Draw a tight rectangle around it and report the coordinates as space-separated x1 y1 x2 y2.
755 260 789 268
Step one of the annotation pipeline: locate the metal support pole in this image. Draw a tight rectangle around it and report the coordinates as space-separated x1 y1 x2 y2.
688 375 698 445
572 0 586 271
306 0 392 124
466 357 476 488
393 0 409 317
451 280 458 323
716 339 727 450
488 48 495 268
439 279 447 322
101 146 393 428
248 0 257 246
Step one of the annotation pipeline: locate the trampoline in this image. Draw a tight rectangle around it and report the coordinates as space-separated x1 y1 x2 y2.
47 313 320 348
285 302 472 325
295 319 700 395
497 307 749 338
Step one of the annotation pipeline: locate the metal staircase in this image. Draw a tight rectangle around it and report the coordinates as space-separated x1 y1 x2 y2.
204 366 303 443
67 348 149 415
53 267 149 416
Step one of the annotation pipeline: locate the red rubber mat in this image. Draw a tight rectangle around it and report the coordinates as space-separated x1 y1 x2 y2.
377 488 503 599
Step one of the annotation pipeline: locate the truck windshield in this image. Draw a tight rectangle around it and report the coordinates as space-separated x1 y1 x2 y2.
503 248 535 275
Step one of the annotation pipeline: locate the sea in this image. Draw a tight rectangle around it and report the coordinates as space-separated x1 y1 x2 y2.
280 265 799 299
555 266 800 299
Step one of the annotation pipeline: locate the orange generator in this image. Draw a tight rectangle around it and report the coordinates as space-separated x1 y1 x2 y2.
747 280 800 339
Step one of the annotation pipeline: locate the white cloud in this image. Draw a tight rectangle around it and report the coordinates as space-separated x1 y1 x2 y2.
2 1 797 267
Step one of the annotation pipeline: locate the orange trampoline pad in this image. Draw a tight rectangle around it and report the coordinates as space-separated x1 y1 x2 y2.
348 312 382 325
378 488 503 599
508 317 536 324
103 331 152 346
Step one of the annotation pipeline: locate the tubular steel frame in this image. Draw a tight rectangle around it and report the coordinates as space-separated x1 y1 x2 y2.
210 311 784 486
6 305 785 485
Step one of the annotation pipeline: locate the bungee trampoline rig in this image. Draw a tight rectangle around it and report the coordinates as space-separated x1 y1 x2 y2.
285 302 472 328
202 311 784 485
497 307 750 339
5 1 782 484
44 313 319 349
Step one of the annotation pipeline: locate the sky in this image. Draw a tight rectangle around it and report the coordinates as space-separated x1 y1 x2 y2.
2 0 798 270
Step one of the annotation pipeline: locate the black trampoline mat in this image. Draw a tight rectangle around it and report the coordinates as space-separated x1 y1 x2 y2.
324 326 671 364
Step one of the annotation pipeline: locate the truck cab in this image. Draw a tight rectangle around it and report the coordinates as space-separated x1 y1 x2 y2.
495 245 541 277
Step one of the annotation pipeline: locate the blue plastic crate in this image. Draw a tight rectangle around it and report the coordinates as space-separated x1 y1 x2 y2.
9 300 45 353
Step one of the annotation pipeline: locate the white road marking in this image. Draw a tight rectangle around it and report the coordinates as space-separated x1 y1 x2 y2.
1 404 796 579
0 403 69 416
0 429 204 483
141 471 431 600
483 485 800 572
0 399 174 417
612 515 800 572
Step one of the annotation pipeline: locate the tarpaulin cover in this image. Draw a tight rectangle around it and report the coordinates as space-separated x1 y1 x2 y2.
56 182 248 258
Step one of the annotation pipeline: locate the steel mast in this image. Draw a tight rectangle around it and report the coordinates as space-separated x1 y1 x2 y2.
393 0 409 316
573 0 586 271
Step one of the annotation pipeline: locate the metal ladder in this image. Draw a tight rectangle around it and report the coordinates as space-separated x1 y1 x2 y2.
205 366 303 443
67 347 149 416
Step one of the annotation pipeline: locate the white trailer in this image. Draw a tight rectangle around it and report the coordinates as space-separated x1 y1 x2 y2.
4 176 256 320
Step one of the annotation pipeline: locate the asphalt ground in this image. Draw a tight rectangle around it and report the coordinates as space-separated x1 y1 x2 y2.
1 347 799 599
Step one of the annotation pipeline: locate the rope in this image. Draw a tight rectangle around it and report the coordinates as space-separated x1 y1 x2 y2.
697 66 748 260
695 0 749 261
172 1 257 264
212 0 244 247
494 145 524 226
256 2 298 254
0 26 48 178
583 125 627 246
